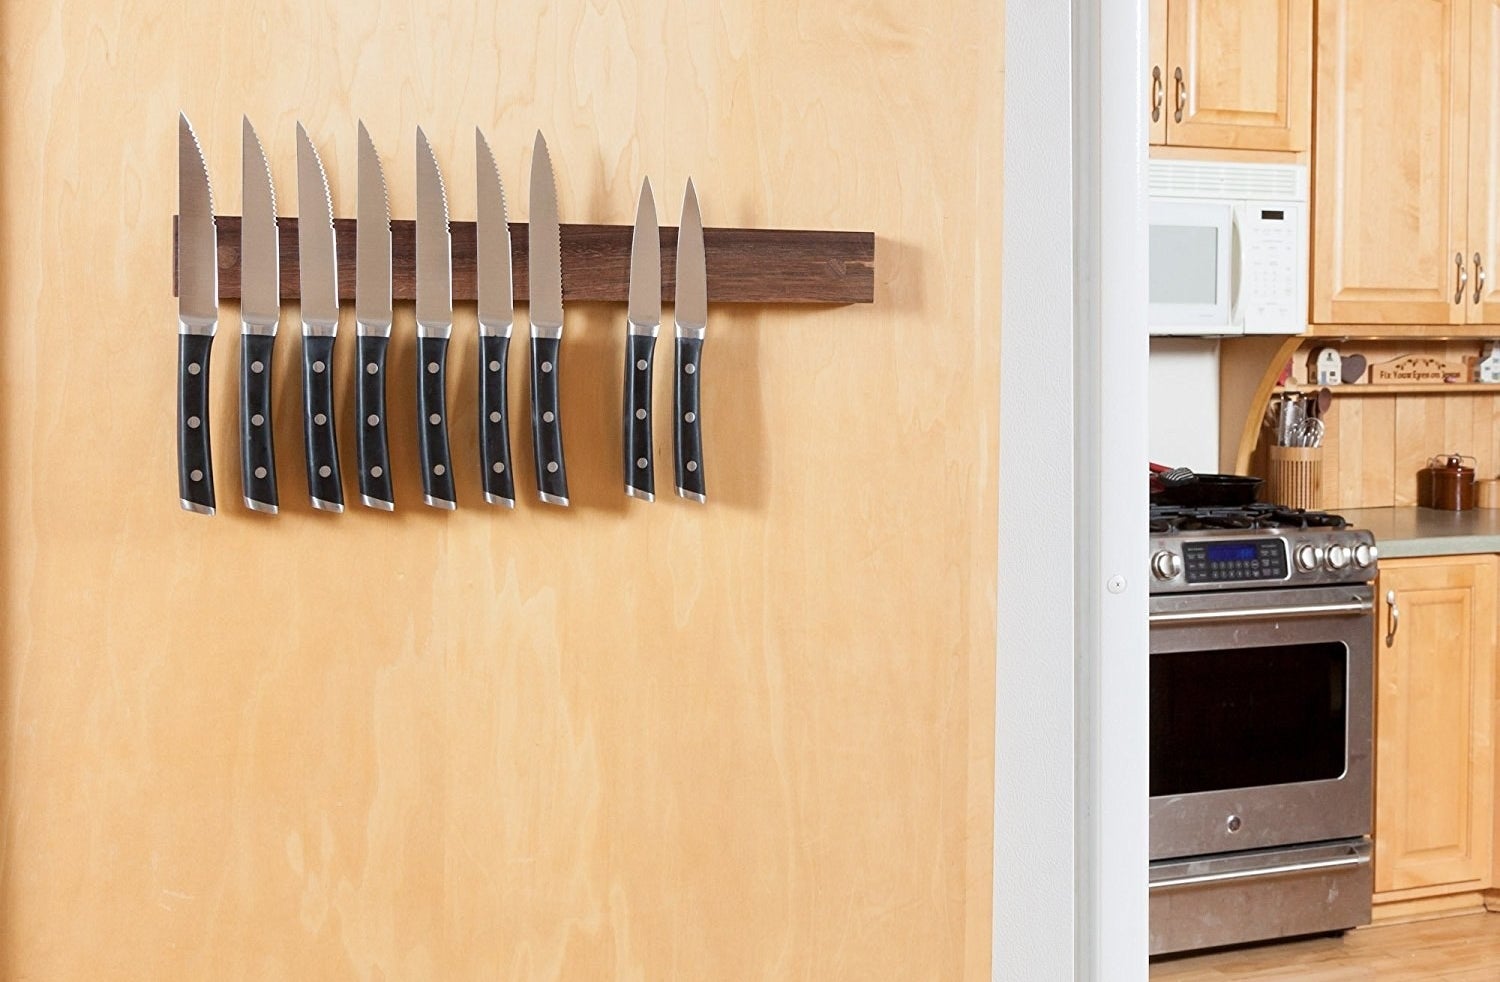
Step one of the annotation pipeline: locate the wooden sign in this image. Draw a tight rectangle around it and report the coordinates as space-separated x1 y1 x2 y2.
1368 353 1467 384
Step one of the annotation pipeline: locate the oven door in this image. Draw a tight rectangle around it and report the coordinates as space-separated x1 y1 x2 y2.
1149 583 1373 861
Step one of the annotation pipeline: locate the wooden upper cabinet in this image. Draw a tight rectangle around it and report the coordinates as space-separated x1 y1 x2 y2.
1151 0 1169 145
1149 0 1310 150
1167 0 1311 151
1373 556 1496 899
1312 0 1471 325
1469 0 1500 319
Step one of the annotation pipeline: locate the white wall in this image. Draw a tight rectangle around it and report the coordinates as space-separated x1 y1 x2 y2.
997 0 1077 972
996 0 1148 978
1148 339 1220 473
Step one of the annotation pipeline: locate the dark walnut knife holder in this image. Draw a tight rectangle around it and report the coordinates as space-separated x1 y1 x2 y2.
173 217 875 306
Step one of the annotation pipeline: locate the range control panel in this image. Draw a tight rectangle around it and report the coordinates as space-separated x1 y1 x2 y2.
1148 528 1379 594
1182 539 1288 584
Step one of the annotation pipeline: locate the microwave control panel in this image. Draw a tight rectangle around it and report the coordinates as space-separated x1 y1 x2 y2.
1237 201 1306 334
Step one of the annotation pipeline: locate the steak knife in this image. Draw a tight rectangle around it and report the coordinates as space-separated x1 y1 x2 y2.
295 123 344 512
476 128 516 508
415 127 456 509
240 117 279 514
356 121 395 510
177 112 218 515
674 179 707 503
528 131 568 506
624 178 660 501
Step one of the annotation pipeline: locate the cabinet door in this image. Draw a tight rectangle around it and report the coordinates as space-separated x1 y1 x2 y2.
1313 0 1470 326
1165 0 1311 151
1374 556 1496 898
1151 0 1168 145
1469 0 1500 320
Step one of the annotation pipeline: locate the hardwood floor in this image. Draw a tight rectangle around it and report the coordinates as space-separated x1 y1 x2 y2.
1150 913 1500 980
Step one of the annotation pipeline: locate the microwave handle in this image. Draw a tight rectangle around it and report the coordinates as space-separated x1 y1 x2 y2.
1228 206 1244 327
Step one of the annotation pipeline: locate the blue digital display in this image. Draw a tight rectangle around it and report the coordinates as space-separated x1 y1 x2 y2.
1206 544 1259 562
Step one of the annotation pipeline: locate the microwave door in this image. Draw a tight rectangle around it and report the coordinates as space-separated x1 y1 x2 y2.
1149 199 1234 336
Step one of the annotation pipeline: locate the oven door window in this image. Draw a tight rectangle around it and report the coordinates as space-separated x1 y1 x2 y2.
1151 641 1348 796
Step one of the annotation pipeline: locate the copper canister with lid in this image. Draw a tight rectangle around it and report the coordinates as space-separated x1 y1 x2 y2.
1418 453 1478 510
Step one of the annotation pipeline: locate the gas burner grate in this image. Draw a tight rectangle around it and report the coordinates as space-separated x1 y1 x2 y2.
1150 503 1349 533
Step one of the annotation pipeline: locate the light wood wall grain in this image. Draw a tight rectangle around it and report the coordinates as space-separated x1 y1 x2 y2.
1316 393 1500 508
1255 342 1500 510
0 2 1002 978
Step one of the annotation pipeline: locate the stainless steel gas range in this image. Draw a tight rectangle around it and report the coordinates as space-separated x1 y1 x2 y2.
1147 504 1378 957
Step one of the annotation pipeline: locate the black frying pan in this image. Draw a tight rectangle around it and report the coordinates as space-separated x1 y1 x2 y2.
1149 472 1263 507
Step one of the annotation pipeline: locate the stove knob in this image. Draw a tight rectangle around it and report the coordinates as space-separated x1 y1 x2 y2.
1325 544 1352 571
1151 550 1183 580
1354 543 1378 568
1295 543 1324 572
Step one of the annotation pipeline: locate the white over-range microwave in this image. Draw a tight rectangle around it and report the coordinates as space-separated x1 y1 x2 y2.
1149 159 1308 336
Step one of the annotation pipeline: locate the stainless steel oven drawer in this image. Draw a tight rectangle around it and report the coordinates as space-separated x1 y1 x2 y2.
1149 839 1371 956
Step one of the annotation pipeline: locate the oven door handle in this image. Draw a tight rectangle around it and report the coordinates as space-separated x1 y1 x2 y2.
1149 598 1372 625
1149 852 1370 891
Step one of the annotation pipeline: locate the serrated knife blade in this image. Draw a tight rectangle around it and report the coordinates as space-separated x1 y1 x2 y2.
356 122 393 334
476 128 516 508
240 119 278 331
415 127 453 333
476 130 514 334
296 124 338 335
414 127 456 509
294 123 344 512
177 112 219 515
528 131 568 506
623 178 660 501
355 121 395 510
239 117 280 514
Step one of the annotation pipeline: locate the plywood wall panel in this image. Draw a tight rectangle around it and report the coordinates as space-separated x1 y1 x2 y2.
1327 400 1352 508
0 1 1002 979
1291 392 1500 510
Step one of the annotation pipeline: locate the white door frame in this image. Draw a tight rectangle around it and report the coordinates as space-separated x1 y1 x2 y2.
995 0 1148 978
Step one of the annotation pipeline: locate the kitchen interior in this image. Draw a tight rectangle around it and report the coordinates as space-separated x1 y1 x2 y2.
1147 0 1500 978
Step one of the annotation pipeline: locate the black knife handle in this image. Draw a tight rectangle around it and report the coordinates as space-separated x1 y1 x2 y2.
674 336 705 503
301 334 344 511
177 333 216 515
479 334 515 507
530 335 569 506
356 334 394 510
416 335 456 508
623 332 657 500
239 334 278 513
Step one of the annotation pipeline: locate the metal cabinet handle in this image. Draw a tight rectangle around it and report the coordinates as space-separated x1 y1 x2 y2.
1385 589 1400 647
1151 66 1164 122
1174 66 1186 123
1456 252 1469 305
1476 252 1487 304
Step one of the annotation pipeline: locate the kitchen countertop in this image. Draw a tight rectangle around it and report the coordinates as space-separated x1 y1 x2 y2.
1340 507 1500 558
